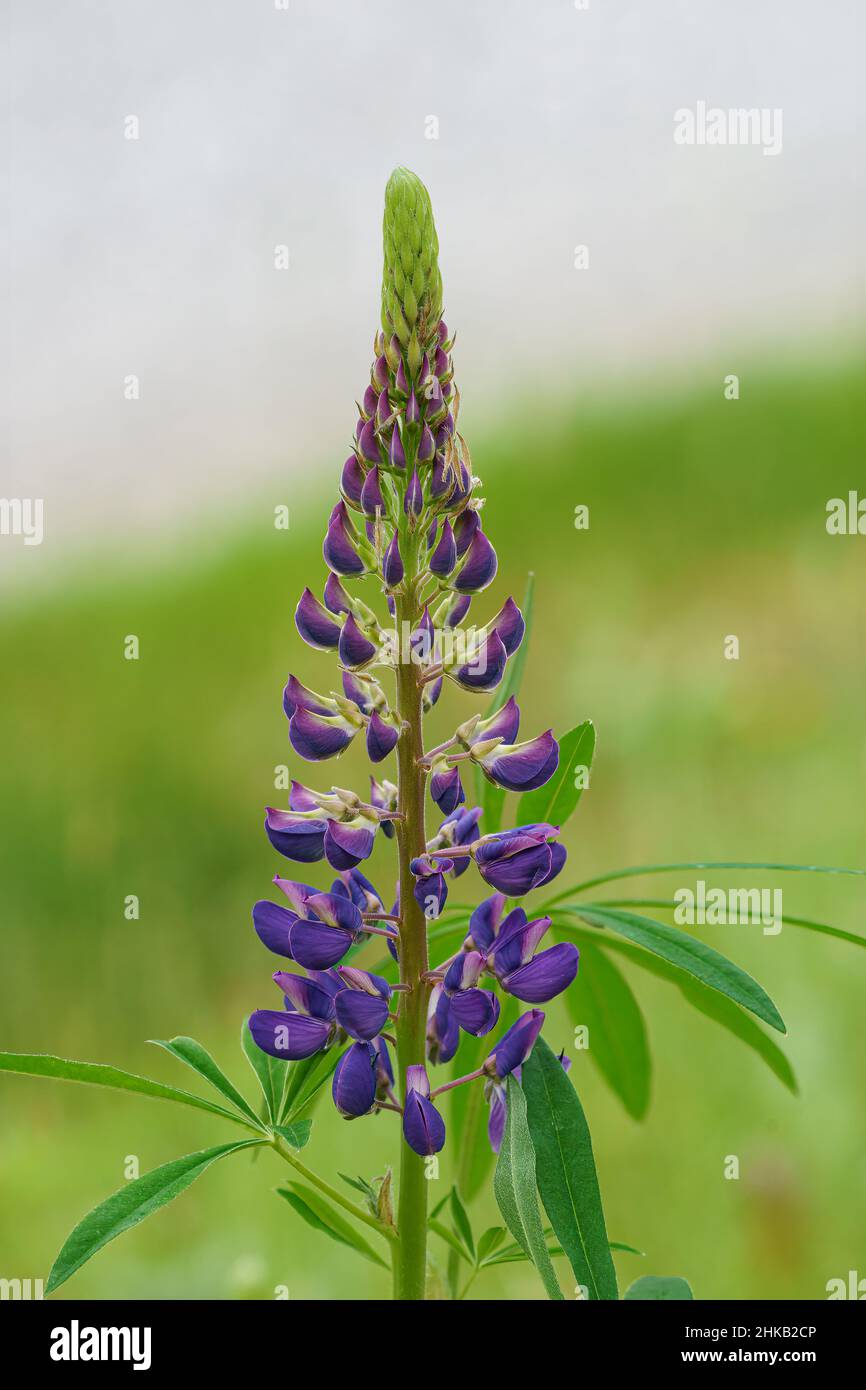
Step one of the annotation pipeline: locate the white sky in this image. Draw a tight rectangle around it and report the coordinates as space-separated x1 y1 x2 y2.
1 0 863 578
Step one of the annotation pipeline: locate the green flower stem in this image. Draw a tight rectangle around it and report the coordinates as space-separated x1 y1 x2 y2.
271 1138 397 1245
393 567 432 1300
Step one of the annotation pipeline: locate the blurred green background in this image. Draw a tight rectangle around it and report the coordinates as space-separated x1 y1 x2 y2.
1 350 864 1300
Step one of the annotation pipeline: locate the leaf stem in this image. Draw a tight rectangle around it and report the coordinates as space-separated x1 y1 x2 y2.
271 1138 397 1244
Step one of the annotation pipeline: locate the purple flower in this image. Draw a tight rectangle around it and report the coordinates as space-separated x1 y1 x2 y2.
253 890 363 969
383 532 404 586
333 966 392 1041
429 760 464 815
429 520 457 578
410 855 451 919
449 987 500 1037
453 528 498 593
427 985 460 1065
390 426 406 470
323 502 365 576
466 897 579 1003
474 824 565 895
289 705 359 761
323 572 352 615
323 819 376 870
341 455 366 507
366 709 399 763
474 730 559 793
402 1065 446 1156
264 808 327 863
404 470 423 517
358 420 382 466
360 465 385 516
333 1041 379 1117
485 1009 546 1079
249 1007 333 1061
451 630 507 692
338 612 378 668
295 588 341 650
463 696 520 748
488 598 525 657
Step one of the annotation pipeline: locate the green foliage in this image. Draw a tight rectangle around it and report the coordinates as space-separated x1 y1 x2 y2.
150 1034 266 1130
493 1074 563 1300
518 720 595 829
276 1183 388 1268
47 1140 267 1293
564 944 651 1120
624 1275 694 1300
522 1037 618 1300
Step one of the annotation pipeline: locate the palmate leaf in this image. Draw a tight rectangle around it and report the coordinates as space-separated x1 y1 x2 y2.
275 1183 388 1268
46 1139 267 1293
561 905 786 1032
564 944 651 1120
522 1038 618 1300
493 1074 563 1300
553 918 798 1095
475 571 535 833
517 719 595 829
149 1035 266 1130
0 1051 258 1130
624 1274 694 1300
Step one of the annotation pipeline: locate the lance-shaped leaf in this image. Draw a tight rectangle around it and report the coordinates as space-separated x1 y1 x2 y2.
624 1274 694 1300
517 720 595 830
276 1183 388 1268
280 1046 341 1123
562 906 786 1033
522 1037 618 1300
272 1120 312 1150
0 1051 257 1130
493 1074 563 1300
564 944 651 1120
449 995 518 1200
553 918 797 1094
240 1017 288 1123
150 1035 265 1130
47 1139 267 1293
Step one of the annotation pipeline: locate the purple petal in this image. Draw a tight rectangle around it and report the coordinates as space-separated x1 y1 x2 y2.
324 820 376 870
252 899 297 958
454 528 498 593
341 455 365 506
467 893 506 952
390 426 406 470
323 505 364 577
430 762 464 815
358 419 382 466
489 597 525 658
289 706 356 761
264 808 327 863
360 465 384 516
452 630 507 692
482 731 559 793
366 710 399 763
282 675 334 721
305 891 363 935
249 1009 330 1060
500 942 580 1004
289 919 355 970
332 1041 378 1117
335 990 390 1042
295 588 341 650
323 572 352 615
403 1092 446 1156
383 532 404 586
487 1009 545 1078
450 988 501 1037
338 613 377 668
429 520 457 578
272 971 338 1021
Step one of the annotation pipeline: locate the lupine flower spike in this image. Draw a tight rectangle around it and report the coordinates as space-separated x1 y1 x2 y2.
248 168 577 1299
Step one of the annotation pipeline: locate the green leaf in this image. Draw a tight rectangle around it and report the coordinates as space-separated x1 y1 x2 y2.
275 1184 388 1268
610 1241 645 1256
240 1017 288 1123
564 944 651 1120
566 906 786 1033
493 1074 563 1300
522 1037 618 1300
476 1225 507 1263
272 1121 312 1150
47 1139 265 1293
517 720 595 830
150 1035 265 1130
553 918 797 1095
0 1051 257 1130
450 1187 475 1260
429 1218 472 1263
596 897 866 953
624 1274 694 1300
543 859 866 908
280 1046 340 1123
476 572 535 832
